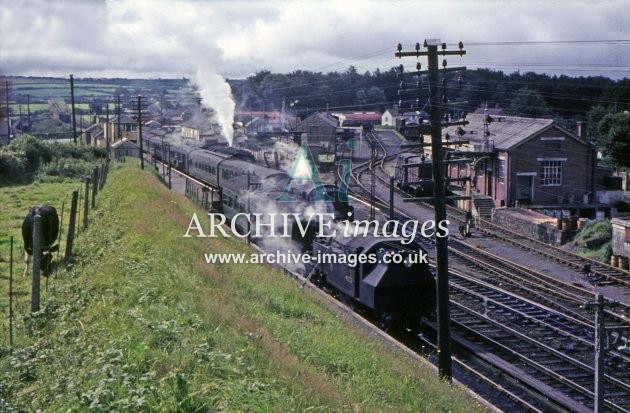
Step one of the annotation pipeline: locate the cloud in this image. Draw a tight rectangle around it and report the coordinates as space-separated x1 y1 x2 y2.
0 0 627 80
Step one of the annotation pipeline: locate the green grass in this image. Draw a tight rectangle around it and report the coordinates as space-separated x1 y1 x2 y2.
572 219 612 262
0 180 91 327
0 160 484 412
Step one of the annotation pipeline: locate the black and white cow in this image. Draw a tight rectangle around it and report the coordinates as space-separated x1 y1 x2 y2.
22 204 60 277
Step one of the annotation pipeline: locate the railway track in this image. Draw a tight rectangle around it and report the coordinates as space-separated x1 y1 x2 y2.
345 135 630 412
358 139 630 290
481 218 630 288
448 267 630 412
154 145 630 411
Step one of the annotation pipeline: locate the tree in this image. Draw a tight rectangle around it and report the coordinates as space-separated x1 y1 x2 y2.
507 87 554 118
585 105 609 141
596 112 630 169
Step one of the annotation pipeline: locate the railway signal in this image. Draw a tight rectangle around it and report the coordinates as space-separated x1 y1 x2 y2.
395 39 467 382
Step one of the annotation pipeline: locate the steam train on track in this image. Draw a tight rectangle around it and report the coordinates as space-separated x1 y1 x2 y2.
144 135 436 325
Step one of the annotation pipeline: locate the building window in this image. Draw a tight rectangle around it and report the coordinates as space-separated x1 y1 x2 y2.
540 160 563 186
498 159 505 183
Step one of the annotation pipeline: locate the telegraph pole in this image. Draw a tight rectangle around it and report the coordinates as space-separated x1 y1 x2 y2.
116 94 122 142
396 39 467 382
370 137 376 221
27 94 31 127
5 80 11 142
136 95 145 170
70 74 77 144
105 101 110 153
584 293 630 412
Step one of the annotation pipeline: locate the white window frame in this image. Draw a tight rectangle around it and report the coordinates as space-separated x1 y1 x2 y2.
539 159 564 186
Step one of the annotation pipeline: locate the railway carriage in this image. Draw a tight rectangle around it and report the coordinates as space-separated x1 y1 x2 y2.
144 134 435 326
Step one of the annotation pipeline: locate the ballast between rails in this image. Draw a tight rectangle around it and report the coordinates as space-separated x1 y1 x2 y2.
346 143 630 411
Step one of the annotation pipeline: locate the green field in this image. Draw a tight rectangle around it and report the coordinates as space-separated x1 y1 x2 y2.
0 160 484 412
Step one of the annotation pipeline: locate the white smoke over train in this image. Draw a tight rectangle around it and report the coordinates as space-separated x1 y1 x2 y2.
194 69 235 146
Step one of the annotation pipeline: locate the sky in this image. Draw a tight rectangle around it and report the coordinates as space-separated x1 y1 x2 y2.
1 0 628 140
1 0 628 81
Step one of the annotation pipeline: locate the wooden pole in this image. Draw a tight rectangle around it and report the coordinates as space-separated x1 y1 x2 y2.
91 167 99 208
55 200 65 277
594 293 605 413
9 236 14 348
427 41 452 381
389 175 395 220
70 74 77 144
65 191 78 260
83 177 90 229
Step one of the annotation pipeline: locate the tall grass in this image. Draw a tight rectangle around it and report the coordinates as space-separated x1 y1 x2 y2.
0 160 484 412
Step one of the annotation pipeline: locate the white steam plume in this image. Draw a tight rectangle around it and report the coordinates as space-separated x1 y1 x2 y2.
195 69 235 146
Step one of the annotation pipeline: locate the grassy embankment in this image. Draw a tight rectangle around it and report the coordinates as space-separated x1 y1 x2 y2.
0 160 485 412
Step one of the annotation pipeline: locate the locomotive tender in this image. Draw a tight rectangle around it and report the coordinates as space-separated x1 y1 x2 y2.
307 234 435 326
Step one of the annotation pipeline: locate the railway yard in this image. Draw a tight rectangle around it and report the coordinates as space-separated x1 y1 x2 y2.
348 130 630 412
149 127 630 413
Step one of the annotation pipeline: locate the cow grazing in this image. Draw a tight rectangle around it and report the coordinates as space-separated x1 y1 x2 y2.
22 204 60 277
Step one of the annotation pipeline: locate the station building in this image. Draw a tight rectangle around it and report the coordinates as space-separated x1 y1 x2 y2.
434 113 620 219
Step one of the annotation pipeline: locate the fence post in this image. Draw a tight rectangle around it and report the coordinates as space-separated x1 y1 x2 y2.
83 176 90 229
65 190 79 260
99 162 106 190
9 236 14 348
92 167 99 208
31 215 42 313
76 187 82 236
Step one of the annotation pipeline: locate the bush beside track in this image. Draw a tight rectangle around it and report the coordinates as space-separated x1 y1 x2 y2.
0 160 484 412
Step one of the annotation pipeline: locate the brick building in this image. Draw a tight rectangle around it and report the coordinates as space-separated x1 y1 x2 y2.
295 112 339 167
438 113 599 214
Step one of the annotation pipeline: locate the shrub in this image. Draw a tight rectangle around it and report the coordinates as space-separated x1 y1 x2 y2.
0 135 108 184
8 135 53 170
0 149 30 183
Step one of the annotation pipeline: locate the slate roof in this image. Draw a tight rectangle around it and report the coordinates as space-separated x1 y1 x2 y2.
181 116 217 133
442 113 561 151
472 106 506 116
333 112 382 122
111 139 139 149
294 112 339 130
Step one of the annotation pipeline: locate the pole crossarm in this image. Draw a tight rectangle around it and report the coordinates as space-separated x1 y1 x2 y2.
395 38 468 383
400 140 469 150
401 66 467 76
403 195 471 202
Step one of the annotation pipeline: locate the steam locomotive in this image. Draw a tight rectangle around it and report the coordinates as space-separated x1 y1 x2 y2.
306 233 435 327
145 134 436 323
